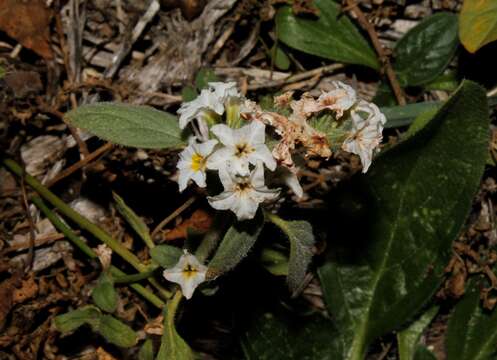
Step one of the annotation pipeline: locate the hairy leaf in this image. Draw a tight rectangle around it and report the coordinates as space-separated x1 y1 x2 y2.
97 314 138 348
150 245 183 268
113 192 154 248
156 295 194 360
207 213 264 277
268 216 315 294
393 13 459 86
446 280 497 360
459 0 497 53
319 81 489 359
92 272 118 313
54 306 101 333
275 0 379 69
65 102 185 149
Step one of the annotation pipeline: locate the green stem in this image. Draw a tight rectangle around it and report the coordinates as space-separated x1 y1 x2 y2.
33 196 164 308
113 267 158 284
3 158 172 299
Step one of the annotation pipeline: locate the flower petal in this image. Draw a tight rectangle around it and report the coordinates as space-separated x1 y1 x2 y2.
211 124 236 147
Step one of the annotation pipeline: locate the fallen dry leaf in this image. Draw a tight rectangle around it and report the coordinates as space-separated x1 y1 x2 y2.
0 0 53 59
164 209 213 241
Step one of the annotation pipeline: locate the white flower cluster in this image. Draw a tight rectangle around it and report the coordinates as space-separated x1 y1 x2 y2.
176 81 386 220
176 82 281 221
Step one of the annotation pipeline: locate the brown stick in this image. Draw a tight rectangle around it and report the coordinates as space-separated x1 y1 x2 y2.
46 142 114 188
345 0 406 105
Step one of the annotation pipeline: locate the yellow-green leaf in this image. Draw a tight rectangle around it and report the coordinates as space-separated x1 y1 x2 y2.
459 0 497 53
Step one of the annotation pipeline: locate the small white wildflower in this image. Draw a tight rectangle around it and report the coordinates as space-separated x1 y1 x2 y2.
207 121 276 176
208 162 279 220
163 251 207 300
177 82 239 134
342 100 386 173
177 139 218 191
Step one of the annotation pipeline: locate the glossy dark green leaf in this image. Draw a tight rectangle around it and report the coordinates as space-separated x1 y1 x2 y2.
446 280 497 360
207 213 264 278
54 305 101 333
139 339 155 360
97 314 138 348
319 81 489 360
113 192 154 248
241 310 341 360
276 0 379 69
92 272 118 313
150 245 183 268
267 215 315 294
393 13 459 86
65 102 185 149
382 102 441 128
397 306 439 360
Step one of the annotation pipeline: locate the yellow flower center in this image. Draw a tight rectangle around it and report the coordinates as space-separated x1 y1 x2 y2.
235 143 254 158
182 264 198 278
190 153 205 171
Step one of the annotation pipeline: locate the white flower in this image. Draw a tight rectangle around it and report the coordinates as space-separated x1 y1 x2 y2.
177 139 218 191
342 100 386 173
208 162 279 220
281 167 304 198
163 251 207 300
177 82 239 133
317 81 357 118
207 121 276 176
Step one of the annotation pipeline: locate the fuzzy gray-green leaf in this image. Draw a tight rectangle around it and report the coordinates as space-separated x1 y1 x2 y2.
276 0 379 69
54 305 101 333
97 314 138 348
65 102 185 149
113 192 154 248
319 81 489 359
139 339 155 360
208 213 264 277
268 216 315 294
91 272 118 313
150 245 183 268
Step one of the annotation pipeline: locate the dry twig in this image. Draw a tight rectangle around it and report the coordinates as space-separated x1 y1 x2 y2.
345 0 406 105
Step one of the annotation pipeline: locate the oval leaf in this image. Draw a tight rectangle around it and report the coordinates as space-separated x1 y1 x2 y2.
393 13 459 86
97 314 138 348
65 102 185 149
150 245 183 268
318 81 489 360
268 216 315 294
92 272 118 313
156 295 194 360
276 0 379 69
54 305 101 333
459 0 497 53
207 213 264 278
